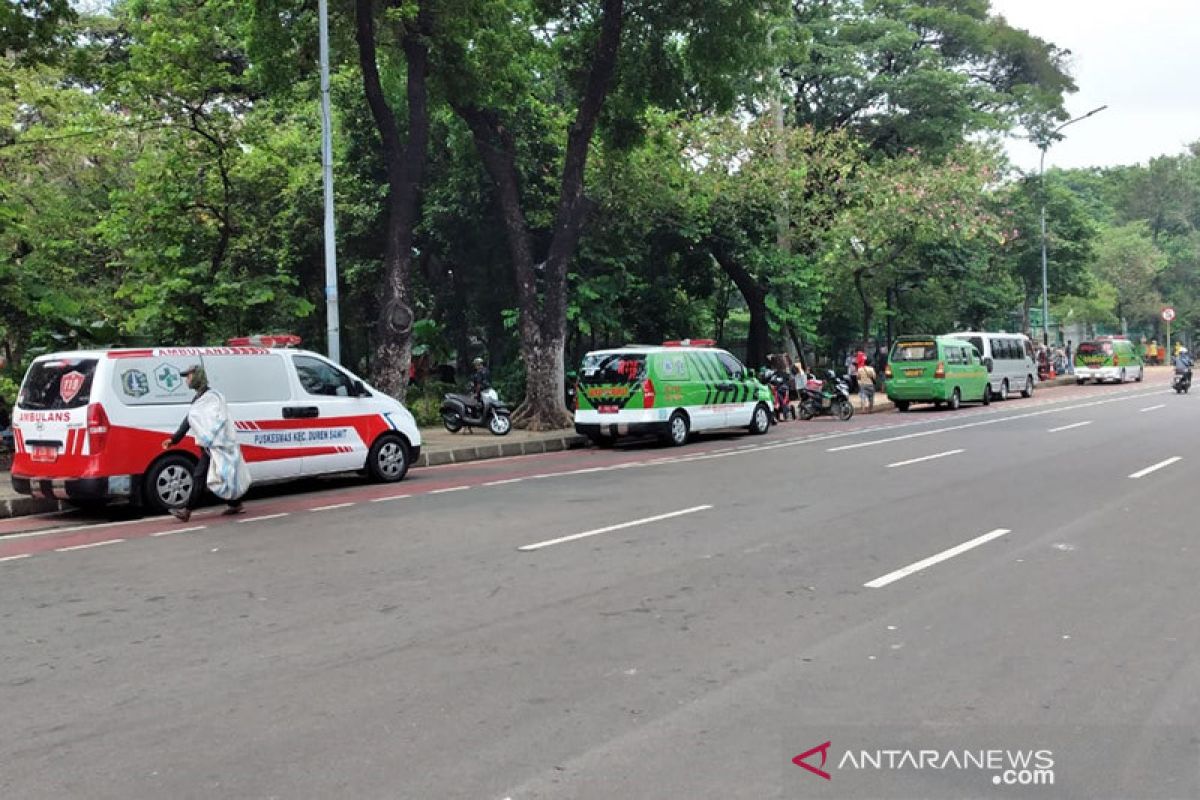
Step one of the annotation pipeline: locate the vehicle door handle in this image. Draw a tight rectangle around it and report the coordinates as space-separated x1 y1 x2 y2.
283 406 320 419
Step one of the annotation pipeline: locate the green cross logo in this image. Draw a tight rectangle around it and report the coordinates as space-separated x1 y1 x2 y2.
155 364 182 392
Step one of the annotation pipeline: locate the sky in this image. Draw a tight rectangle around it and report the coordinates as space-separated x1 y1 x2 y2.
990 0 1200 173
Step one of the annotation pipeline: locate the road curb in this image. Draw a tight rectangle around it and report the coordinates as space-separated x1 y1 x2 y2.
2 495 64 519
414 433 587 469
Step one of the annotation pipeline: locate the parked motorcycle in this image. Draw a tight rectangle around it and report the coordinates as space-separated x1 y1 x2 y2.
798 371 854 422
1173 369 1192 394
441 387 512 435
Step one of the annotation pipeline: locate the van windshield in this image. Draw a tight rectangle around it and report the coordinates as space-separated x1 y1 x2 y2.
580 353 646 384
891 341 939 362
18 358 99 410
1078 342 1114 356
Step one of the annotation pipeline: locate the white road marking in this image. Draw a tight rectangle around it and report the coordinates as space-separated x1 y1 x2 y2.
151 526 207 537
518 505 713 552
310 502 356 512
56 538 125 552
370 494 411 503
864 529 1011 589
1129 457 1182 479
482 479 523 487
238 513 289 524
828 391 1164 452
1 515 171 540
1048 421 1092 433
1140 404 1166 412
887 449 965 469
0 554 31 563
429 486 470 495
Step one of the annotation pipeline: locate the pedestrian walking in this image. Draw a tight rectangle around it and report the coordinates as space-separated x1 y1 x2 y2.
162 365 251 522
854 346 867 371
856 363 877 413
1065 340 1074 374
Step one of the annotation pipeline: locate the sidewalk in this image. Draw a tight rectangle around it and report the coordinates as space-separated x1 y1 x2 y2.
0 425 587 519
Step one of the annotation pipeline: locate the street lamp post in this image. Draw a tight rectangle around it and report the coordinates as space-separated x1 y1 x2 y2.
319 0 341 363
1037 104 1107 346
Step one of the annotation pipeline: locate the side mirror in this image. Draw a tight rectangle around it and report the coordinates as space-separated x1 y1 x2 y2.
983 357 994 373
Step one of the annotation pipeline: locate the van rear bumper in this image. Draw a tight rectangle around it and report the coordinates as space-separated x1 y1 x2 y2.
575 422 668 440
11 474 138 501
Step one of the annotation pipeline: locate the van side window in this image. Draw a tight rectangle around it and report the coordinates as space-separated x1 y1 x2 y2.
1024 340 1034 359
716 352 747 379
202 354 291 402
293 356 357 397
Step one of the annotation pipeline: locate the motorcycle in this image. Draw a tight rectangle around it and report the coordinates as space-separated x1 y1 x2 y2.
1173 369 1192 394
441 387 512 435
798 372 855 422
762 369 794 422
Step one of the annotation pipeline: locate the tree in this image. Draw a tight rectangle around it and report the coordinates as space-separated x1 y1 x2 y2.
352 0 432 399
787 0 1076 155
440 0 780 429
1092 222 1167 335
999 172 1097 336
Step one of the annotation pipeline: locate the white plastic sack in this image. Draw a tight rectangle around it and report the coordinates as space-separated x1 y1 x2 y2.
188 389 252 501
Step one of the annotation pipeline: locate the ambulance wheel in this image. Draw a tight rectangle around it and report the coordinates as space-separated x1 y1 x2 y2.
1000 379 1010 400
1136 367 1144 382
894 401 909 413
948 388 961 411
981 386 991 406
749 403 771 435
1022 376 1034 397
144 454 198 514
664 411 690 447
368 434 409 483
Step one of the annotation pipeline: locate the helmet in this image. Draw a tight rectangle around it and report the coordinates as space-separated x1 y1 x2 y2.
825 369 837 381
473 357 484 366
1181 347 1189 354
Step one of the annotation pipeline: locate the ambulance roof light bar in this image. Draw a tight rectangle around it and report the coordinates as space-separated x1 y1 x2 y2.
227 334 303 348
662 339 716 348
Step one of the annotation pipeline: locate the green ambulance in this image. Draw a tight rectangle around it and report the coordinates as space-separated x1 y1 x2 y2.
885 335 991 412
1073 337 1144 384
574 340 774 446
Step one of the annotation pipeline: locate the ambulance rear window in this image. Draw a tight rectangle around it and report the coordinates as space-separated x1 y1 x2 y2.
580 353 646 384
1078 342 1113 356
18 359 98 410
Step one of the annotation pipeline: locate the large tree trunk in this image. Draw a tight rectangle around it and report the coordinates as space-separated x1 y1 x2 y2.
711 243 769 369
450 0 623 430
355 0 431 400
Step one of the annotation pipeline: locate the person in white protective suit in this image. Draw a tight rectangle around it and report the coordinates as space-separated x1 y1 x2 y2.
161 364 251 522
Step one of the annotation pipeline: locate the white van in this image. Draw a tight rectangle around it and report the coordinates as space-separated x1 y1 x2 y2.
947 332 1038 400
10 346 421 511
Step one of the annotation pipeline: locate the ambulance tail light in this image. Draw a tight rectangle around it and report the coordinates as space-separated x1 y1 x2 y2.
885 364 893 379
934 362 946 379
642 378 656 409
87 403 110 453
1113 353 1119 367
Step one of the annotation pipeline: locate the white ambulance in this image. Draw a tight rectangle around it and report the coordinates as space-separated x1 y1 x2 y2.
10 344 421 511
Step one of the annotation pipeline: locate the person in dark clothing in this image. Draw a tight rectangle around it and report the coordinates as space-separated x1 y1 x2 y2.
470 357 491 408
161 365 248 521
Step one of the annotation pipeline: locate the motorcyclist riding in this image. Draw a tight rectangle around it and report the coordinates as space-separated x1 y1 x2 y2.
1175 347 1193 376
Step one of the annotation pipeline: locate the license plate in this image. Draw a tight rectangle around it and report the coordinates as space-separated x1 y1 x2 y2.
598 405 619 414
905 368 924 377
31 446 58 463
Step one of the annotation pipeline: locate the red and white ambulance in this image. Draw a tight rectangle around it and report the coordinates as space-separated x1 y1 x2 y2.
10 345 421 511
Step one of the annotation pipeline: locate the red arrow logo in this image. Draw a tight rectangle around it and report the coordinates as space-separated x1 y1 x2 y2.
793 741 833 780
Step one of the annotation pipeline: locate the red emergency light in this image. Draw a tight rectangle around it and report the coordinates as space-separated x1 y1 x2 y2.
226 334 303 348
662 339 716 348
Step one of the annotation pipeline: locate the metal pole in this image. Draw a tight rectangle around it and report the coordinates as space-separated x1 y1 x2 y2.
1035 105 1107 348
1039 146 1049 346
319 0 341 363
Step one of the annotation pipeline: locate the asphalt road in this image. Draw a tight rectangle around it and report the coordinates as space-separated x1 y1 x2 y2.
1 377 1197 799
